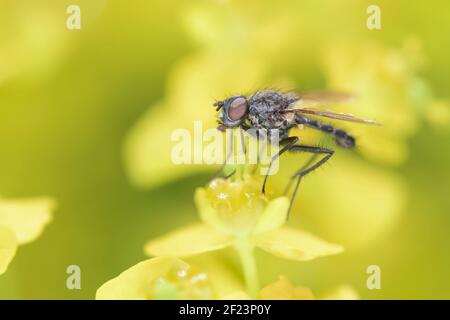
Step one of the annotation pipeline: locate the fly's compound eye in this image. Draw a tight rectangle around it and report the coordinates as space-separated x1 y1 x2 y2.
227 96 248 121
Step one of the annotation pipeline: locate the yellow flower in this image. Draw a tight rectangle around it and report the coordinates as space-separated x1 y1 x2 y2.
0 1 107 86
258 276 314 300
145 175 342 296
277 153 406 250
320 285 360 300
223 277 358 300
321 38 440 165
0 197 55 275
425 100 450 129
96 255 244 300
145 176 342 260
96 257 356 300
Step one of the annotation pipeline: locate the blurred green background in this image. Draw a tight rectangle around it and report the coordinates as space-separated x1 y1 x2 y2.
0 0 449 299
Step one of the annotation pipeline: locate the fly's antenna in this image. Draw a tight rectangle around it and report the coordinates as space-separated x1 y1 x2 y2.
213 100 224 111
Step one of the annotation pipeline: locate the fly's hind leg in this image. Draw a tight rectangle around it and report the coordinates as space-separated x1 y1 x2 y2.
285 145 334 218
261 136 299 194
283 154 318 195
262 138 334 217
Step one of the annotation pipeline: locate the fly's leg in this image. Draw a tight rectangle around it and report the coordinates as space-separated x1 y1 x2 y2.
211 127 247 180
285 145 334 218
261 136 299 194
283 154 318 195
211 129 234 179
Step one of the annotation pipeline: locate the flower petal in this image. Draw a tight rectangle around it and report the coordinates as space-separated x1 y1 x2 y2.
0 197 55 244
0 226 18 275
144 223 232 257
259 276 314 300
320 285 360 300
96 257 188 300
220 291 251 300
253 197 290 234
253 227 343 261
194 188 228 234
273 153 405 250
186 253 246 299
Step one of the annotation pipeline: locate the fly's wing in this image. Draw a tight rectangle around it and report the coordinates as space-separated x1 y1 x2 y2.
284 90 379 125
299 90 355 107
294 108 379 125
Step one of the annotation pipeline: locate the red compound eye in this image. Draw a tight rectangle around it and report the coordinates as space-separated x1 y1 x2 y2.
228 97 248 121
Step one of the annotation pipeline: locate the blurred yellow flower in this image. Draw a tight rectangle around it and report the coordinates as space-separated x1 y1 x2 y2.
0 226 16 275
97 257 212 300
145 175 342 296
96 256 356 300
96 256 245 300
321 38 442 165
425 100 450 129
0 197 55 275
221 277 359 300
277 152 406 249
258 276 314 300
320 285 360 300
0 1 107 86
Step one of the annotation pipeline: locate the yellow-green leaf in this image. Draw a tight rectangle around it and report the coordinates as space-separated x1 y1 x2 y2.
253 197 289 234
220 291 251 300
320 285 360 300
144 223 232 257
187 253 246 299
96 257 188 300
0 226 18 275
253 227 343 261
0 197 55 244
258 276 315 300
194 188 228 234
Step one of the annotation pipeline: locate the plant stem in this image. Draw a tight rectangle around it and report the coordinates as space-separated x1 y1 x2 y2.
235 238 259 298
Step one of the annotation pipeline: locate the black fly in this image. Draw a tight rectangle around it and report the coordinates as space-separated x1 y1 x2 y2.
214 89 378 216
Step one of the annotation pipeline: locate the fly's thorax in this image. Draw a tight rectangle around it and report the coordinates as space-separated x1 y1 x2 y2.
248 90 299 113
246 90 298 137
247 109 295 138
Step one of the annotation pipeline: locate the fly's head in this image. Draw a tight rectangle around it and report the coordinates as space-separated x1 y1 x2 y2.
214 95 249 132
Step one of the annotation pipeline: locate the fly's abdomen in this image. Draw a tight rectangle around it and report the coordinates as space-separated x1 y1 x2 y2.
333 128 355 148
296 115 356 148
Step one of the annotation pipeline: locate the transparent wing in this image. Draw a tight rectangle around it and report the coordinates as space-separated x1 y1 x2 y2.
289 108 379 125
284 90 379 125
299 90 355 107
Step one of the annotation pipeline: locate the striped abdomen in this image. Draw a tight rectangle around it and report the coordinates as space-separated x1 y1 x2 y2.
296 115 356 149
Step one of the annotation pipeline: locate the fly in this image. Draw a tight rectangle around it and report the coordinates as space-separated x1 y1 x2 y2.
214 89 379 216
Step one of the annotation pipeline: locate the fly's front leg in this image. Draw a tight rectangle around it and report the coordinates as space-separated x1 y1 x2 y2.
211 128 235 180
211 127 248 180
